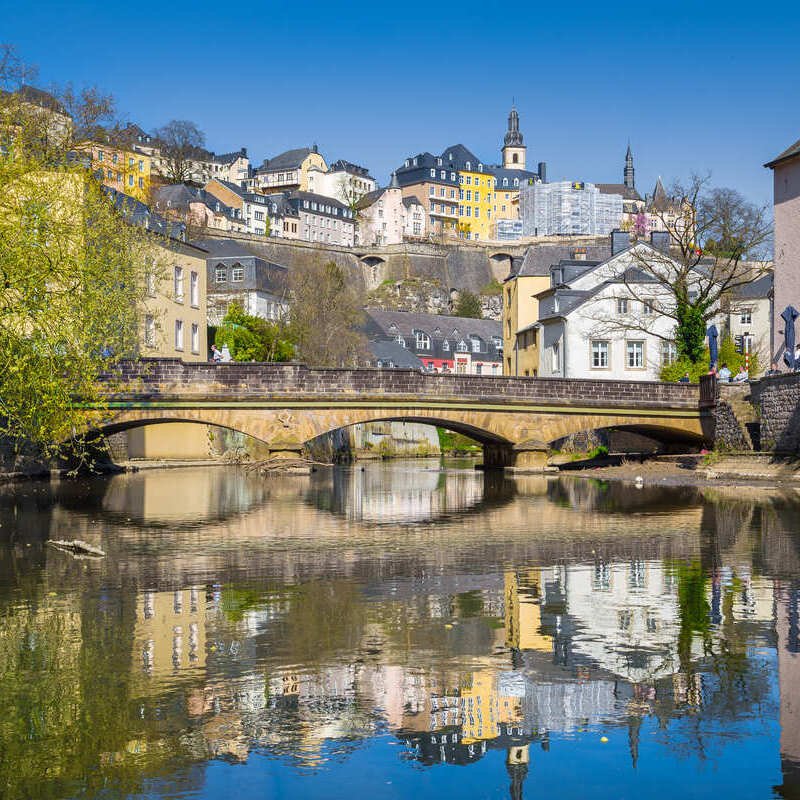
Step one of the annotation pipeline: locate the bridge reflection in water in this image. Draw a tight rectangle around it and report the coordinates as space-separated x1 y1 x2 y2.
0 463 798 799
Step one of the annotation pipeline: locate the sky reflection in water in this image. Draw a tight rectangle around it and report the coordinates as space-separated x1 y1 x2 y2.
0 461 798 799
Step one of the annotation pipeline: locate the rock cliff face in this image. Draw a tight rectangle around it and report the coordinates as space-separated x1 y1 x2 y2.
366 279 503 321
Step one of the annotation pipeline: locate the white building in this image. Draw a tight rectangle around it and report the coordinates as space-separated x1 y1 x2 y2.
402 195 426 239
354 173 405 246
535 236 717 380
307 159 376 206
287 191 355 246
520 181 624 237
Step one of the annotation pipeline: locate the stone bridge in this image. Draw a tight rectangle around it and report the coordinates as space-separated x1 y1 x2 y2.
90 359 713 470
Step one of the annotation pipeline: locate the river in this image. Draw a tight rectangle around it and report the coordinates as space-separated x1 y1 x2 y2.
0 460 798 799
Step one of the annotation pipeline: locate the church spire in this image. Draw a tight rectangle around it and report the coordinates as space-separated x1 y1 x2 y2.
624 142 635 189
505 106 524 147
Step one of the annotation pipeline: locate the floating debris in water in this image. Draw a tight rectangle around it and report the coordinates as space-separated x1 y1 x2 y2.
47 539 106 558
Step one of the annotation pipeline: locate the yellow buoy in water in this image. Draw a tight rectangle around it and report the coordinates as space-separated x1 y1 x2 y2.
600 736 609 743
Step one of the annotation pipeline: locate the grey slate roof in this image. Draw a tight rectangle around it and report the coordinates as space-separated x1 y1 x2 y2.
510 242 612 279
369 340 424 369
596 183 643 202
489 165 540 186
354 187 387 210
402 195 423 207
329 159 373 179
101 186 188 241
731 273 773 300
15 84 69 116
258 147 313 172
765 138 800 168
190 238 258 258
288 190 354 220
211 148 247 165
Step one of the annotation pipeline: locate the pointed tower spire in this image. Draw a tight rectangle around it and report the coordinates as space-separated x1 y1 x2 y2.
502 105 526 169
624 142 635 190
389 170 400 189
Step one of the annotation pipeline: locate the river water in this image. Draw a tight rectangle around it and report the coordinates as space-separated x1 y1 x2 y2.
1 460 799 799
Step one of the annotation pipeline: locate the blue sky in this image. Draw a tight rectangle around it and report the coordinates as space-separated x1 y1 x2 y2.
3 0 799 206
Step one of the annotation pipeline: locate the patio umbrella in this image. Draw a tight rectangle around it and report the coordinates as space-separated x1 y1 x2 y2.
706 324 719 370
782 305 798 370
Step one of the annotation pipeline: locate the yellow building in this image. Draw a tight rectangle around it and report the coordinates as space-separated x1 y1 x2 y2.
82 142 153 202
457 168 495 241
505 571 553 652
131 588 206 689
141 237 208 363
501 262 550 376
459 669 522 745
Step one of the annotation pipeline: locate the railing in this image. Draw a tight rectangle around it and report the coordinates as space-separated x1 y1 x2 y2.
699 374 719 408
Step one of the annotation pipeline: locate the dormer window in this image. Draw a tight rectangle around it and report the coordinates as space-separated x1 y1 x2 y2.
503 178 508 187
396 335 406 348
442 339 450 351
465 161 471 171
405 160 409 167
437 157 442 166
415 330 431 349
448 152 453 160
457 340 468 352
430 168 435 177
513 178 519 187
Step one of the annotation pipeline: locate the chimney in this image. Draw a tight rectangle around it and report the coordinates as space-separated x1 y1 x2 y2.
538 161 547 183
651 230 670 253
572 247 587 261
611 229 630 256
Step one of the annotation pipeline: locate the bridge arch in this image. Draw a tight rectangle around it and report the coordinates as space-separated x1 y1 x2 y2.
488 251 514 281
359 255 387 289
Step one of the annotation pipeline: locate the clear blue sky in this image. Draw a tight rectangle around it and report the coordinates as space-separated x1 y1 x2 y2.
3 0 799 206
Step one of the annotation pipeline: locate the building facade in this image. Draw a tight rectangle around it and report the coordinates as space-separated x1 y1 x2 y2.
520 181 624 237
307 159 376 206
402 196 426 239
250 146 327 194
287 191 355 246
766 137 800 364
364 309 503 375
83 141 152 202
193 238 288 324
354 174 405 246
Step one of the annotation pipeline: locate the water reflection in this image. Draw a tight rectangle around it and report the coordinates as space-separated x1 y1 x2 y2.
0 464 798 799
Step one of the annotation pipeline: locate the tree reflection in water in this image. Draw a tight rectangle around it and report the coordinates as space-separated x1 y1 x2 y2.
0 465 797 799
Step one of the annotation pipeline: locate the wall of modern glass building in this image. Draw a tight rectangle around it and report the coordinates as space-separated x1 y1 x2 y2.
520 181 623 236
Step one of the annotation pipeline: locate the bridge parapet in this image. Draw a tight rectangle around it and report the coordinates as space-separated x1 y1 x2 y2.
105 359 701 410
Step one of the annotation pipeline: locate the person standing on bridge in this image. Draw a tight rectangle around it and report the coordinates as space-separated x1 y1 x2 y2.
211 344 222 362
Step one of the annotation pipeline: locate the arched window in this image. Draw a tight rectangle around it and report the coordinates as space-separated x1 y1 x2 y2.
465 161 471 171
503 178 508 187
457 340 468 352
512 153 519 164
513 178 519 187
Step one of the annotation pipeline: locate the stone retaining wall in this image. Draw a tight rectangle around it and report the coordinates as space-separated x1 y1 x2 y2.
751 373 800 454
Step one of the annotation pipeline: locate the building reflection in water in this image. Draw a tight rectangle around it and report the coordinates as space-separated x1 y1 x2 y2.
0 464 798 799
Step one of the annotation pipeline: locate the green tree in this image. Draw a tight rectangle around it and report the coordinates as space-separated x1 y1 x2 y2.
629 175 771 365
288 259 367 366
214 301 294 362
0 49 159 459
453 289 482 319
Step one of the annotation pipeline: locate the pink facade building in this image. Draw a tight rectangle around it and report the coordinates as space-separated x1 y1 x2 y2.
766 138 800 363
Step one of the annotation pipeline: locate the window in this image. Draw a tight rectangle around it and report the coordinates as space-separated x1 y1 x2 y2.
396 335 406 348
174 319 184 350
415 331 431 349
591 340 609 368
138 160 144 171
429 186 435 196
138 177 144 189
231 266 244 282
97 150 104 162
191 323 199 354
128 175 134 186
190 271 199 307
740 308 752 325
215 266 226 283
470 336 481 353
617 298 629 314
466 190 472 201
642 300 654 315
474 191 480 201
661 341 677 365
144 314 155 347
626 340 645 368
430 169 436 177
442 339 450 351
173 266 184 302
552 341 560 372
456 340 468 352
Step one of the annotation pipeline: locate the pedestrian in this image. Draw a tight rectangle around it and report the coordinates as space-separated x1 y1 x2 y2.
765 361 780 377
717 362 732 382
211 344 222 362
732 364 749 383
678 372 690 383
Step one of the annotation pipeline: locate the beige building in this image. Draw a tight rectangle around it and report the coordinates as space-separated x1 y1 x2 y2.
766 137 800 363
141 237 208 363
251 146 327 194
354 173 405 245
